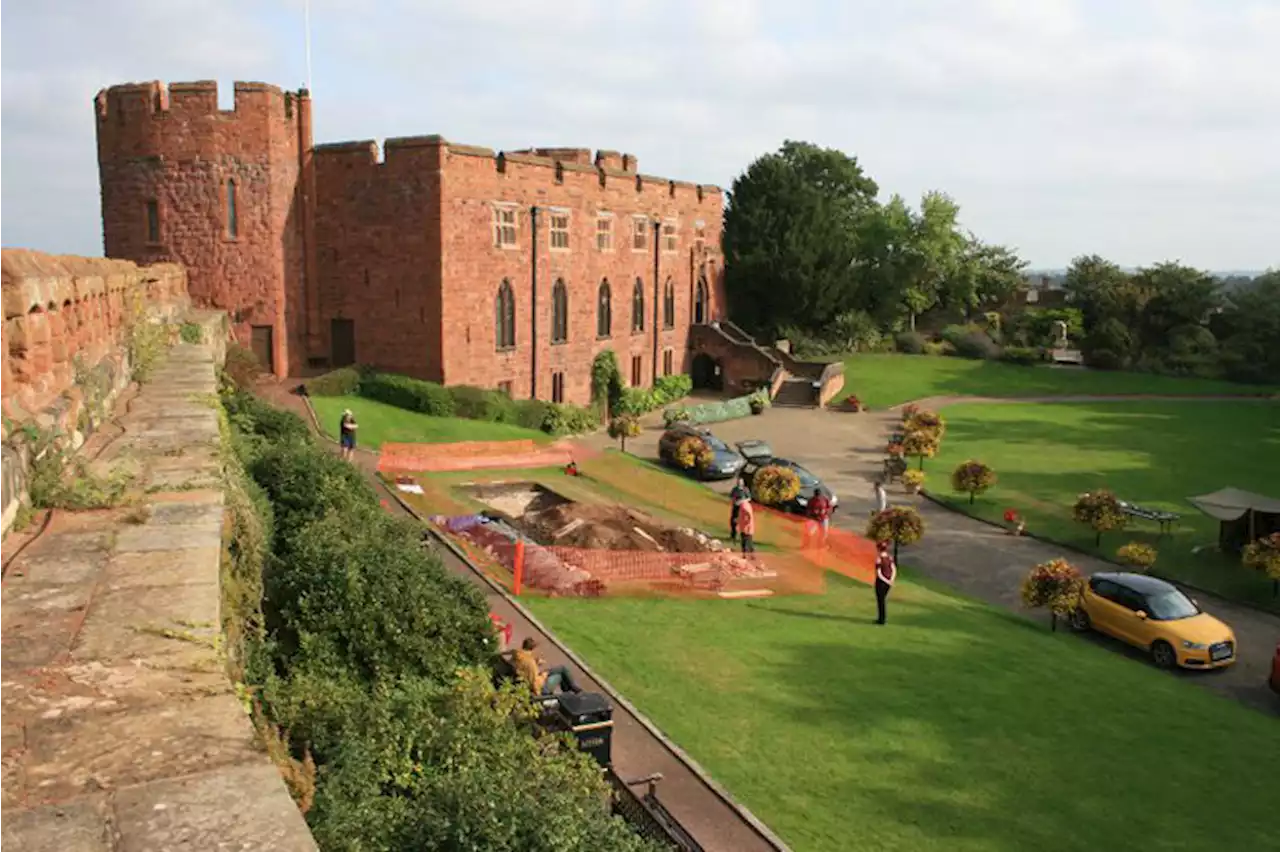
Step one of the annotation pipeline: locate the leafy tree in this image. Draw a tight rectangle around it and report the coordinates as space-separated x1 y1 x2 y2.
1063 254 1135 331
751 465 801 505
1214 270 1280 384
607 414 641 452
1072 489 1127 547
1020 559 1084 632
1131 262 1221 351
866 506 925 560
723 141 879 337
860 192 966 330
1082 317 1135 370
951 460 997 505
941 236 1028 316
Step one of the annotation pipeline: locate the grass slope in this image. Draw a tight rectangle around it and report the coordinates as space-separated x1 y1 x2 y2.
529 577 1277 852
841 354 1273 409
927 400 1280 610
310 394 548 449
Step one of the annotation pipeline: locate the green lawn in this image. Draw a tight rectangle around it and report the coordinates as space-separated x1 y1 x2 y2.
840 354 1274 409
926 400 1280 611
309 395 549 449
528 576 1277 852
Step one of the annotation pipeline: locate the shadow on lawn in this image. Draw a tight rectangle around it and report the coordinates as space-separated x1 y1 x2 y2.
741 594 1276 852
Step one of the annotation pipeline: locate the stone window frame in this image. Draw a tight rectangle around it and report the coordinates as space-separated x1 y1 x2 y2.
662 277 676 329
694 276 709 325
661 218 678 253
548 208 571 252
551 278 569 345
225 179 239 240
492 202 519 249
631 215 649 252
145 199 162 245
551 371 566 403
630 354 643 387
662 348 674 376
495 278 517 351
597 278 612 339
631 277 645 334
596 212 615 252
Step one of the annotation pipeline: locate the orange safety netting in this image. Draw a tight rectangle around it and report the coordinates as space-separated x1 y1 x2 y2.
378 439 578 473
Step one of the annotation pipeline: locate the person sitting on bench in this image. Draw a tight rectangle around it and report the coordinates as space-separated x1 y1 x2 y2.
511 637 583 695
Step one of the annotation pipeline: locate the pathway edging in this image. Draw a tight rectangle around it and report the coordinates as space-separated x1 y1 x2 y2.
296 386 792 852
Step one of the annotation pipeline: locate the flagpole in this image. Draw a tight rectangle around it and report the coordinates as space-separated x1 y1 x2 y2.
304 0 313 93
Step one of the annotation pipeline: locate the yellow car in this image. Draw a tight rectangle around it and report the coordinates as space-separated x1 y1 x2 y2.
1069 572 1236 670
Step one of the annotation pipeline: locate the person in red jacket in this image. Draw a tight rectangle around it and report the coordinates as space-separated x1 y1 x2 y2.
737 499 757 554
874 541 897 625
808 491 832 547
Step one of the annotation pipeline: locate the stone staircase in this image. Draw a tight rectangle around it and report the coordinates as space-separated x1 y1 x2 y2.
696 319 844 409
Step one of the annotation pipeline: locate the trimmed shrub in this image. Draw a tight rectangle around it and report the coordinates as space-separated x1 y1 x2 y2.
1116 542 1158 572
902 429 940 469
751 465 801 505
901 469 925 491
672 395 754 426
1000 346 1039 366
1073 489 1127 547
541 403 599 437
922 340 955 357
306 366 363 397
615 374 692 417
895 331 926 354
866 506 926 558
1021 558 1085 631
953 331 1000 360
360 372 456 417
662 406 692 427
449 384 517 423
514 399 554 432
951 460 996 504
652 373 693 404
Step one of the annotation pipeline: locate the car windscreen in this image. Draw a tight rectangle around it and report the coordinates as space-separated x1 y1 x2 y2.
1145 589 1199 621
703 435 728 452
792 466 819 487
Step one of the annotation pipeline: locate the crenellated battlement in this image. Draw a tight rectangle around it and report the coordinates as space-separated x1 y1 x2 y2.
94 80 301 123
312 134 720 197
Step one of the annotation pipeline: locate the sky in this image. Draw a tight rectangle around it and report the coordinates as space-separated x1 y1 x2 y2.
2 0 1278 271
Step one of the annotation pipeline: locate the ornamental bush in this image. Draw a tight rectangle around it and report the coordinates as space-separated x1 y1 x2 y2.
1020 558 1085 631
902 469 925 490
902 429 940 469
1073 489 1127 546
304 366 363 397
449 384 518 423
1242 533 1280 583
607 414 641 451
751 465 801 505
866 506 925 558
672 434 714 472
360 372 457 417
905 409 945 438
1116 541 1158 572
951 460 997 504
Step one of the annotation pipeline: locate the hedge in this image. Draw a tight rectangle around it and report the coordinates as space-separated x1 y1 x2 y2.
223 389 656 851
615 374 693 417
664 393 755 427
305 367 599 436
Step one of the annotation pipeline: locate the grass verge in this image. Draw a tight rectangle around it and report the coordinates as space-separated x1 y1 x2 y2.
310 394 550 449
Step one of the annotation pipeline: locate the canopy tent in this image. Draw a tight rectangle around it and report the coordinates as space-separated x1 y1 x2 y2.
1187 487 1280 552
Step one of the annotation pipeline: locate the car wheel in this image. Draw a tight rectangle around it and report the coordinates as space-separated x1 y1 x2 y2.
1068 608 1091 633
1150 640 1178 670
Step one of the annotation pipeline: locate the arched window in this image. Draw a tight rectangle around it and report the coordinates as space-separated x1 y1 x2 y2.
494 279 516 350
694 276 709 325
551 278 569 344
631 277 645 333
663 278 675 329
597 279 612 338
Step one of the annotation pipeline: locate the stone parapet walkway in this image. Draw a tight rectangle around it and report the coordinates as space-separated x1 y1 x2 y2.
2 342 315 850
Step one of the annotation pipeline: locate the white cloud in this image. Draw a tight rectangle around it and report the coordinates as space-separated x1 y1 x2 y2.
2 0 1277 270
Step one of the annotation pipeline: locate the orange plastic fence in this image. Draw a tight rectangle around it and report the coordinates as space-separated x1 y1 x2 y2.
378 439 577 473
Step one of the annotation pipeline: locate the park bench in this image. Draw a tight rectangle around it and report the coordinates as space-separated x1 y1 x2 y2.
607 771 707 852
1117 500 1180 536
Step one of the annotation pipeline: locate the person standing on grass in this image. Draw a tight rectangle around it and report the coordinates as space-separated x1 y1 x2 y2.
874 540 897 625
737 497 757 555
339 408 358 461
729 475 750 541
808 490 833 548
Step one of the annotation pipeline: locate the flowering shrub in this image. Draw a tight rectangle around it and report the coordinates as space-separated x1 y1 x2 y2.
673 434 714 472
902 469 925 491
905 409 945 437
662 406 692 427
902 429 940 469
1004 508 1020 524
951 460 997 505
1242 533 1280 582
606 414 641 451
866 506 926 558
1020 558 1085 631
901 403 920 422
1116 541 1158 572
844 394 863 412
751 465 802 505
1072 489 1127 546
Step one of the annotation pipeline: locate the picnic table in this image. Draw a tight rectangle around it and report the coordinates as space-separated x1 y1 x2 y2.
1118 500 1180 536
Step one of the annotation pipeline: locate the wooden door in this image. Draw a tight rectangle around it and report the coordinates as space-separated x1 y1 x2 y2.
331 319 356 367
250 325 274 374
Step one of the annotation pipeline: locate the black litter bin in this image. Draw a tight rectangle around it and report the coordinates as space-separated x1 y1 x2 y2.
556 691 614 767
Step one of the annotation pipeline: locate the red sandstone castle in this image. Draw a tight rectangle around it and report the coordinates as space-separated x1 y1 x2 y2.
95 80 728 405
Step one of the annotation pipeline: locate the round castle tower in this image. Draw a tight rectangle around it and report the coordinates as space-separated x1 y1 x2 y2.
94 80 317 375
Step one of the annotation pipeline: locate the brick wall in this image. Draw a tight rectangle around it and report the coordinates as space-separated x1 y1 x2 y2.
1 249 189 533
437 146 726 405
95 81 306 375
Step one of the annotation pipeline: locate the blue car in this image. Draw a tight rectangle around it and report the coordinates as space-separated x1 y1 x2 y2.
657 424 746 481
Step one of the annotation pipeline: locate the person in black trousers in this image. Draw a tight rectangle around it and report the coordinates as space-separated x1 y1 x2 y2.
874 541 897 625
728 476 750 542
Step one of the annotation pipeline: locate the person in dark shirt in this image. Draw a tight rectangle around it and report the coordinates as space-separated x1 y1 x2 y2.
339 408 358 460
874 541 897 625
729 476 750 542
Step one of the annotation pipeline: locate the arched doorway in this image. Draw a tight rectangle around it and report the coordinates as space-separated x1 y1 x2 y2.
691 352 723 391
694 276 709 325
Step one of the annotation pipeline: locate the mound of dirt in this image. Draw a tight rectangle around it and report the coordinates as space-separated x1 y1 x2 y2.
518 502 721 553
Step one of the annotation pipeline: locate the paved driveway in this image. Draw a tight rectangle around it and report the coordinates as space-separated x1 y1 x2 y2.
606 406 1280 716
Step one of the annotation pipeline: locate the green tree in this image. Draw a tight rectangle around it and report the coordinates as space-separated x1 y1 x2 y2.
1063 254 1134 331
1214 270 1280 384
942 236 1028 316
723 141 879 337
1131 262 1221 351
